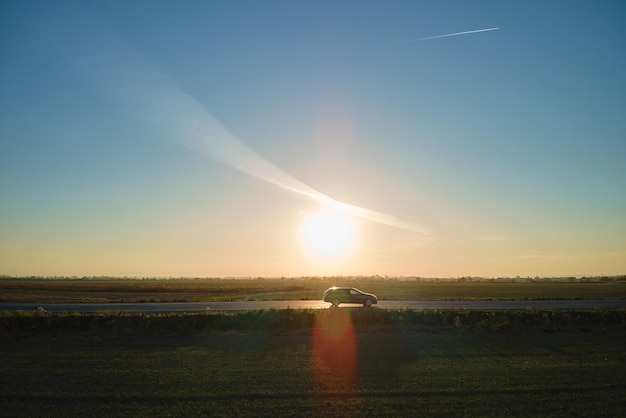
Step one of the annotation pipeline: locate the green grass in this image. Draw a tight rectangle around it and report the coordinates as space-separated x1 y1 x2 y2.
2 311 625 417
2 276 625 303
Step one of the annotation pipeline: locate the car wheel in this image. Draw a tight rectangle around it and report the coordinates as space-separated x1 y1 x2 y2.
332 299 340 307
363 299 372 308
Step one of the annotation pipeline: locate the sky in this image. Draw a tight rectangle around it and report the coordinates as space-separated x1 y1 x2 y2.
1 0 625 278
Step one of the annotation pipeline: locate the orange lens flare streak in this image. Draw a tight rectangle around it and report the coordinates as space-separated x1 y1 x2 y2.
312 309 358 395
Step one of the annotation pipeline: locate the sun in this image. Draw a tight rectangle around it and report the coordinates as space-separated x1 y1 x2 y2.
301 210 356 259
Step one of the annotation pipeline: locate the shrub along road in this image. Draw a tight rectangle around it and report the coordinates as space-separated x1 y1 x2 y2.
2 299 626 313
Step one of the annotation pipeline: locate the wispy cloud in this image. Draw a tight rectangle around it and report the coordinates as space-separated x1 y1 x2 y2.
516 252 570 261
514 251 626 261
412 27 500 42
477 235 511 242
86 41 431 238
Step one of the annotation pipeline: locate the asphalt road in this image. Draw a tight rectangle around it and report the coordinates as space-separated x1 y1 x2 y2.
1 300 625 313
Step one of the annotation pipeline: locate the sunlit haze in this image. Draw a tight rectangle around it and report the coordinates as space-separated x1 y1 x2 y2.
1 1 624 278
301 209 357 259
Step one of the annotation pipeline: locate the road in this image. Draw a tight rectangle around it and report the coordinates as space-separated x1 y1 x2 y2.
1 300 625 313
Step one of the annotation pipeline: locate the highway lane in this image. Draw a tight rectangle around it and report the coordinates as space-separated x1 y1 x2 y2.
1 300 625 313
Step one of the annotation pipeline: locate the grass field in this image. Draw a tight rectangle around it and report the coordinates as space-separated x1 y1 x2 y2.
2 308 626 417
2 276 625 303
2 278 625 416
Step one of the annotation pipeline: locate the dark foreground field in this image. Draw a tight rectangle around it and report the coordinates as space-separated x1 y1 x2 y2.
2 309 625 417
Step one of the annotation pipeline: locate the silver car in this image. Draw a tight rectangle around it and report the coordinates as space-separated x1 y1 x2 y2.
323 287 378 307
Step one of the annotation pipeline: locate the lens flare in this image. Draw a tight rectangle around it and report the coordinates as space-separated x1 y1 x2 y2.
312 308 358 395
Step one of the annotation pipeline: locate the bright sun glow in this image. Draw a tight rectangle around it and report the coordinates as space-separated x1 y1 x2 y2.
301 210 356 259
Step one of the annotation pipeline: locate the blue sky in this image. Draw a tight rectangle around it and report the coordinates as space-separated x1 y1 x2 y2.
1 0 625 277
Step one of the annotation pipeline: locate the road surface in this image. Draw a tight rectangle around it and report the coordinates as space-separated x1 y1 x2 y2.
1 300 625 313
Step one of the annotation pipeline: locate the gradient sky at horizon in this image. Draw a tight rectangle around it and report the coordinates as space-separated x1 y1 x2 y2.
1 0 625 278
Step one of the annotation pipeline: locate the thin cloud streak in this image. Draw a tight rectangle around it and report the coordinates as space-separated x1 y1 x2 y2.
412 27 500 41
87 51 431 238
478 235 511 242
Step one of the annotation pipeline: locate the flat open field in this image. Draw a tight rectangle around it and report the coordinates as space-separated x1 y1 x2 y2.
3 278 624 416
1 276 625 303
2 309 626 417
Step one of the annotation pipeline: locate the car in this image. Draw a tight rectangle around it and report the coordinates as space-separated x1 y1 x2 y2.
323 287 378 307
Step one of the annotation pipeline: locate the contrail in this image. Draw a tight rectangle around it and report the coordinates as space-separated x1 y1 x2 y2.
412 27 499 41
85 45 431 238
